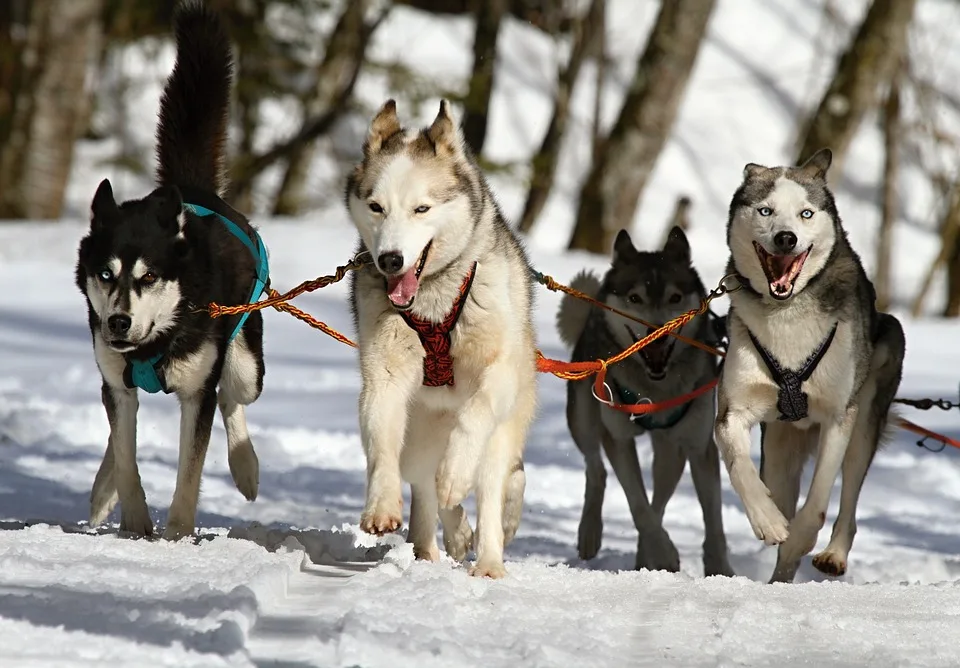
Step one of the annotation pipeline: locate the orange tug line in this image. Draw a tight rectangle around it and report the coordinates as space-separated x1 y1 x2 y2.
200 254 959 451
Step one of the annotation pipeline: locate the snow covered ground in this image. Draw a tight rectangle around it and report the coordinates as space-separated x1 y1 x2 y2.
3 0 960 665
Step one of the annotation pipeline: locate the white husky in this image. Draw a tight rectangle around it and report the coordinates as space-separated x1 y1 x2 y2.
344 99 538 578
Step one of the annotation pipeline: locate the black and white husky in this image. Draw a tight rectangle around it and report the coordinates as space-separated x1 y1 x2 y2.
715 148 905 582
75 0 268 540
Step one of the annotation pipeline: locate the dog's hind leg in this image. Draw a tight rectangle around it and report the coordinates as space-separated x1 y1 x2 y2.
163 385 218 541
99 382 153 536
567 381 606 561
439 505 473 563
501 457 525 546
401 408 451 562
218 328 263 502
601 431 679 572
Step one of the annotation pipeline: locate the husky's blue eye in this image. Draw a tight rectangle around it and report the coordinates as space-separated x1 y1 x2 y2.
98 269 113 281
800 209 814 219
758 206 773 216
414 205 431 214
368 202 383 214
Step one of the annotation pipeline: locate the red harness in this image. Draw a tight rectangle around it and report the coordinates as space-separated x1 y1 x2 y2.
399 262 478 387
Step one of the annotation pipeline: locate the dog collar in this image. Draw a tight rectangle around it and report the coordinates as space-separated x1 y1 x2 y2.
399 262 478 387
748 322 838 422
123 193 270 394
614 381 693 431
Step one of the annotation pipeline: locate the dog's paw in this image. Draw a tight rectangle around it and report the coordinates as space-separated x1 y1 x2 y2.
577 519 603 561
435 459 475 509
413 543 440 562
229 440 260 502
440 507 474 563
812 549 847 577
469 559 508 579
738 479 790 545
360 498 403 536
703 549 736 578
118 502 154 537
161 519 195 542
637 528 680 573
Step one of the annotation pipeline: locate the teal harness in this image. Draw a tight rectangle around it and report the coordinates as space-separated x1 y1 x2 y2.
613 381 693 431
123 199 269 394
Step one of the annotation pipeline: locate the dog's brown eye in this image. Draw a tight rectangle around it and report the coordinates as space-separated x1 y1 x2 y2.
141 272 157 285
628 294 642 304
368 202 384 214
669 293 681 304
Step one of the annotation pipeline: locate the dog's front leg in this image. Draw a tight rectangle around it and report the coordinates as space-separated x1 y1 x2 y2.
715 397 790 546
358 350 419 536
163 387 218 541
100 382 153 536
772 406 857 581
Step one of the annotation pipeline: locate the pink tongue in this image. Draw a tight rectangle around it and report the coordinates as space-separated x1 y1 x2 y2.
769 255 795 289
386 267 421 306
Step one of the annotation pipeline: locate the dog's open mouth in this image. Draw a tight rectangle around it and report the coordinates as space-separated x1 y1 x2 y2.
753 241 810 300
626 325 676 381
385 241 432 310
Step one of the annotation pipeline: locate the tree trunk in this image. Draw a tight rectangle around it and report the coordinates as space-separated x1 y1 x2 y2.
943 185 960 317
794 0 917 175
461 0 508 156
874 65 901 313
660 195 691 247
272 0 371 216
910 178 960 318
0 0 102 220
567 0 716 254
518 0 604 234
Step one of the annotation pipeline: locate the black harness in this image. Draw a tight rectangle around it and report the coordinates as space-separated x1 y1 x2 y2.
748 323 838 422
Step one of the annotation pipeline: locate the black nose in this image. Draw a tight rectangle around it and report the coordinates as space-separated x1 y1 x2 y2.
774 231 797 253
107 314 132 335
378 251 404 274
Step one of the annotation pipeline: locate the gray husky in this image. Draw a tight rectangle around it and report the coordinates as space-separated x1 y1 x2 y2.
714 148 905 583
557 226 734 576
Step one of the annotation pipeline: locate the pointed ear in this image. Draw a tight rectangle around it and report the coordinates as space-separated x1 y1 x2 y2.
91 179 119 229
797 147 832 180
742 163 769 181
662 225 691 264
613 228 637 263
426 99 462 157
364 99 401 155
151 185 183 234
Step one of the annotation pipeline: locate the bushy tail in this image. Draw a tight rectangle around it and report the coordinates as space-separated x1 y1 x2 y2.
155 0 233 196
556 270 602 348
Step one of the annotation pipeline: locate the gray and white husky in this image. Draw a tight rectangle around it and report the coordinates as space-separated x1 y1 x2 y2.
715 148 905 583
557 226 734 576
344 100 537 578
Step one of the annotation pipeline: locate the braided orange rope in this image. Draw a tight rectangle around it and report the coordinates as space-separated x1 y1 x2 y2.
534 271 727 358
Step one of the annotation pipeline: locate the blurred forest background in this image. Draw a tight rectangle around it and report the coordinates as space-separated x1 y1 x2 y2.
1 0 960 315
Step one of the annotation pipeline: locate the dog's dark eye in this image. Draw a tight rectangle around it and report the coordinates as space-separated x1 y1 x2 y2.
800 208 814 219
98 269 113 282
368 202 384 214
628 294 642 304
140 272 158 285
414 205 431 214
668 293 682 304
758 206 773 216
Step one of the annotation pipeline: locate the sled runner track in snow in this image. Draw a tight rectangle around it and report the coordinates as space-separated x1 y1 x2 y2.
198 254 960 452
